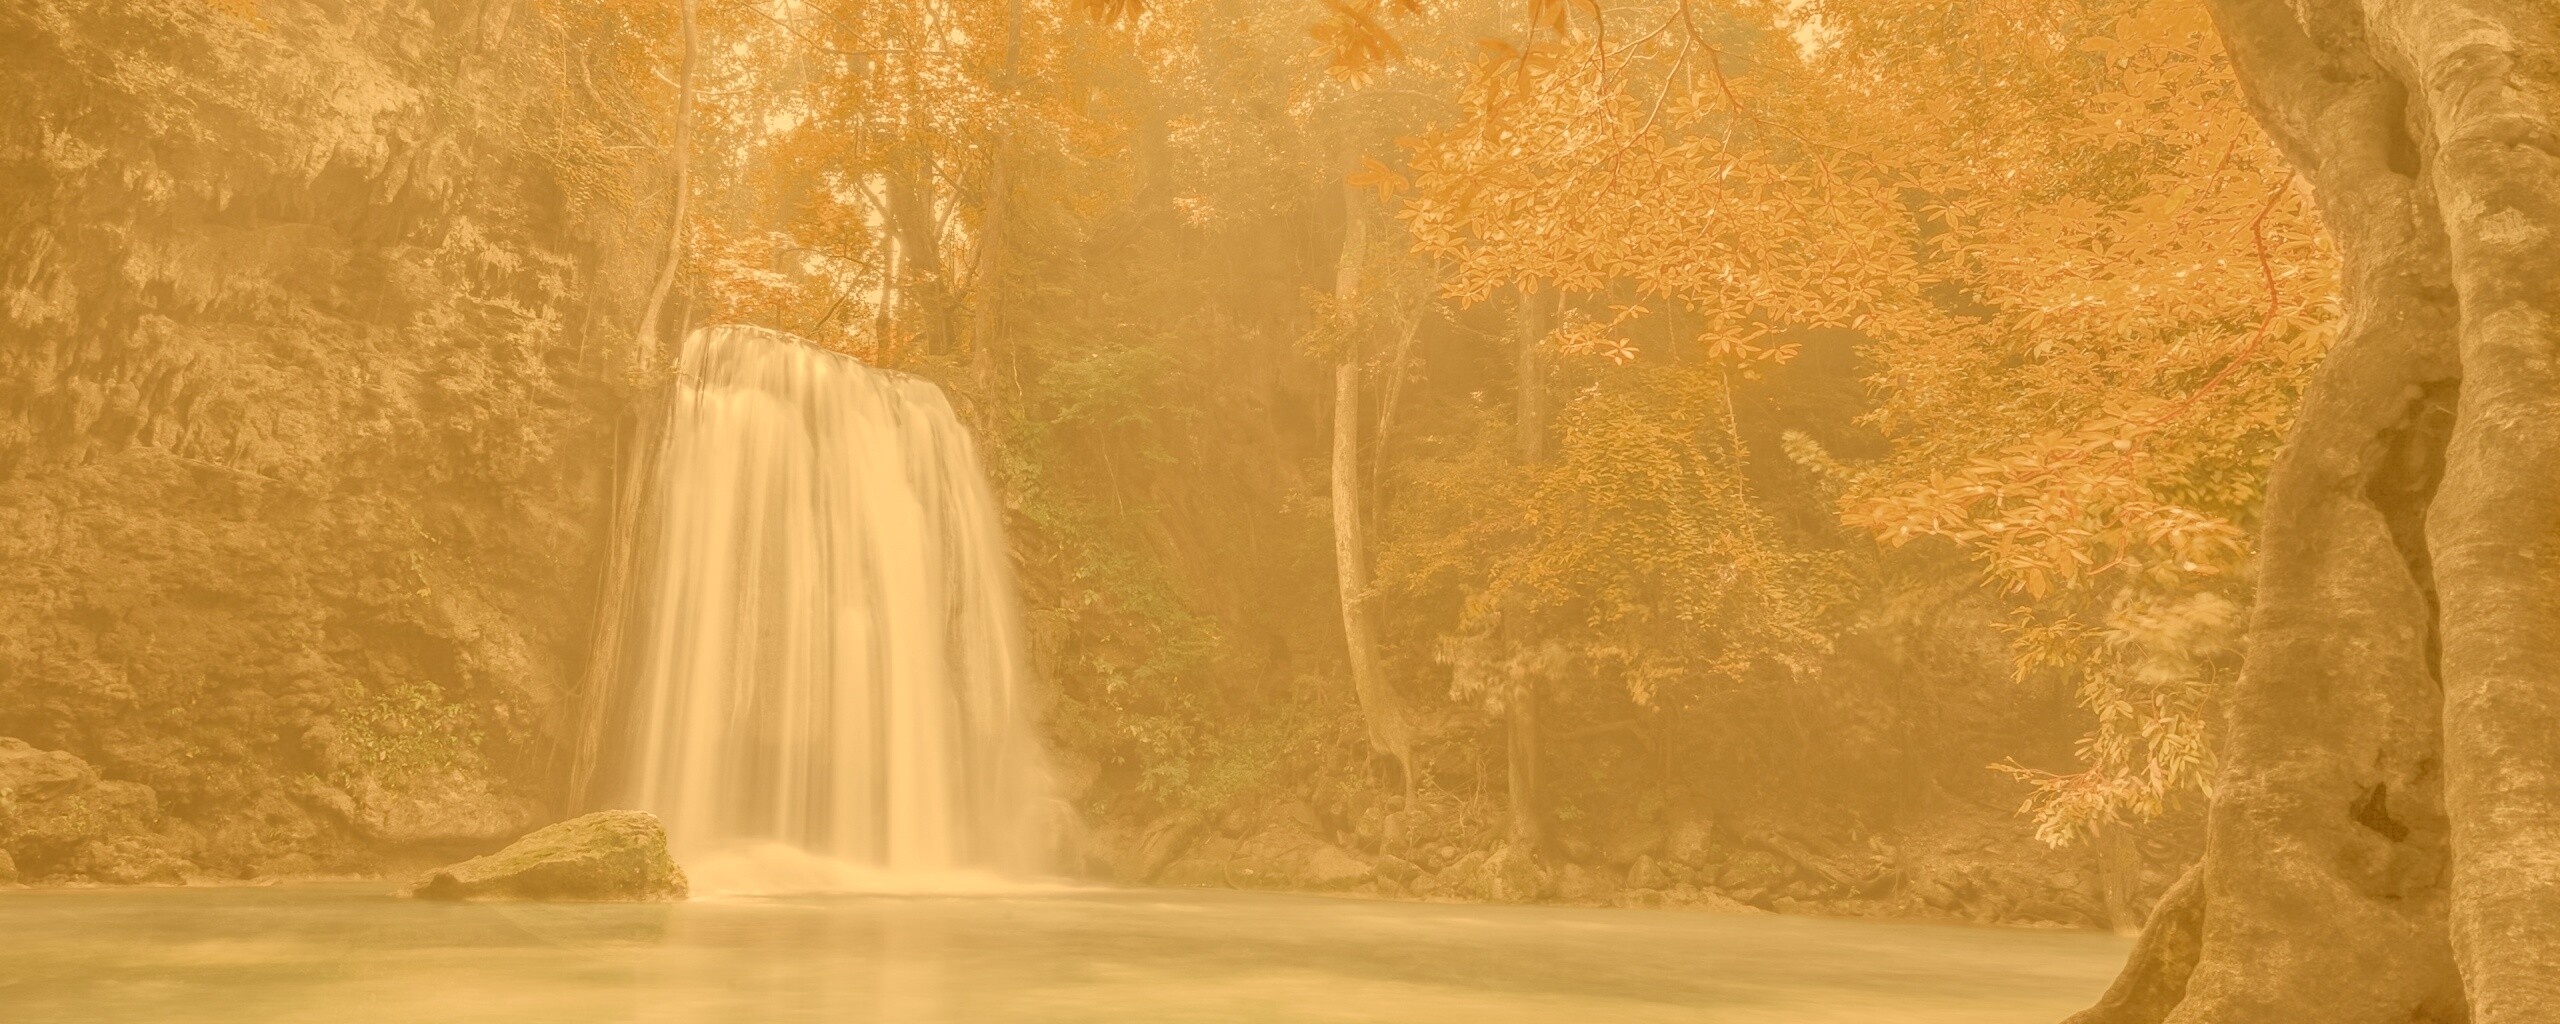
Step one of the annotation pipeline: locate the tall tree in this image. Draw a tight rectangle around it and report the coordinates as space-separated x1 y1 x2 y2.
1331 145 1418 804
630 0 698 373
2071 2 2557 1021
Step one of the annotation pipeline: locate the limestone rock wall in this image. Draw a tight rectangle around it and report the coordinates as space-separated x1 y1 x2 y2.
0 0 652 878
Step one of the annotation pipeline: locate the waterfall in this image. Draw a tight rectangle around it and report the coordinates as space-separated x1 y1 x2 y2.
587 325 1053 890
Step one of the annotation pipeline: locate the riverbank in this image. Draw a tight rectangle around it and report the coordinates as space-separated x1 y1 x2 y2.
1077 791 2186 933
1 727 2178 933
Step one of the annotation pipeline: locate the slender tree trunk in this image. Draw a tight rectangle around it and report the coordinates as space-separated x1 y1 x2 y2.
1366 295 1430 564
1503 636 1541 850
630 0 696 375
2096 825 2145 935
1369 296 1426 493
1515 285 1548 465
874 214 902 367
967 151 1008 384
969 0 1022 400
1507 284 1549 849
2070 2 2557 1021
1330 151 1415 805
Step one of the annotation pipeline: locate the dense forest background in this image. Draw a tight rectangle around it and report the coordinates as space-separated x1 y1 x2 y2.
0 0 2322 932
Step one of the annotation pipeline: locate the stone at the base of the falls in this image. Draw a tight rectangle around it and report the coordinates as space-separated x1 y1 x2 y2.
399 810 687 901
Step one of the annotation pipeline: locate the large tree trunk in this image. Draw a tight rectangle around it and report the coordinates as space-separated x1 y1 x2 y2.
2070 3 2557 1022
2407 5 2560 1017
629 0 697 375
1329 155 1416 804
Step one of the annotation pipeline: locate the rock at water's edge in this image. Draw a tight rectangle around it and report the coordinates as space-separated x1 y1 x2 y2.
1483 844 1544 903
0 737 191 883
399 809 686 901
1231 828 1372 890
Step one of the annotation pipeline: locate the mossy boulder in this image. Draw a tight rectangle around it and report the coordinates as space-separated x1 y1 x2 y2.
398 810 687 901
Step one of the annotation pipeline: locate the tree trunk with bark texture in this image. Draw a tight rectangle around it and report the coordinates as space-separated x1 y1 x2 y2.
1330 156 1415 804
2069 3 2557 1022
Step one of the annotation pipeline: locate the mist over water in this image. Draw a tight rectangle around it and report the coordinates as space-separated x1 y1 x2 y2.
597 326 1053 889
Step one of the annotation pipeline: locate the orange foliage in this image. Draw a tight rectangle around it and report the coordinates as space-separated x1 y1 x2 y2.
1397 0 2332 841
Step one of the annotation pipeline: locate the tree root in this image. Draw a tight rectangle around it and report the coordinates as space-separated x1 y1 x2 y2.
2062 865 2204 1024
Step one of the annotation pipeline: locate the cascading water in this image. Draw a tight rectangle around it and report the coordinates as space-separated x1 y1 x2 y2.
585 325 1053 892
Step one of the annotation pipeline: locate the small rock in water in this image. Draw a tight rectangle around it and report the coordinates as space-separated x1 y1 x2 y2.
1627 853 1669 891
1602 825 1667 867
1373 853 1422 885
1560 836 1597 864
1279 801 1327 834
1301 842 1374 889
1483 845 1542 903
399 810 687 902
1123 812 1202 882
1440 850 1489 892
1229 827 1373 890
1668 819 1715 868
1156 857 1226 887
1557 862 1601 901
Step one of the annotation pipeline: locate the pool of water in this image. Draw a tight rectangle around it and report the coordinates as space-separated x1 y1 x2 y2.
0 883 2124 1023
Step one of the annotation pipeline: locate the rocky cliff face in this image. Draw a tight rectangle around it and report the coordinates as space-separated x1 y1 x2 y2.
0 0 651 880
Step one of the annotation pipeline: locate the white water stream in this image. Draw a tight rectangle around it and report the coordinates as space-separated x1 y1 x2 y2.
595 326 1052 891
